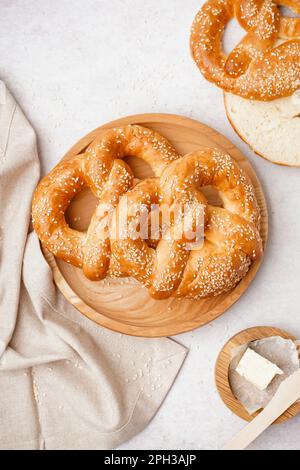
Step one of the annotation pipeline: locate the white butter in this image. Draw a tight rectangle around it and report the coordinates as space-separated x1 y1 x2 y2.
235 348 283 391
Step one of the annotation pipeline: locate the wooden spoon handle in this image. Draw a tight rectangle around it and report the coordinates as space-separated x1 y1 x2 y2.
224 370 300 450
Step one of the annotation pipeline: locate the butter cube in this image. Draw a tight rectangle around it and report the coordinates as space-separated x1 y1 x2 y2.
235 348 283 391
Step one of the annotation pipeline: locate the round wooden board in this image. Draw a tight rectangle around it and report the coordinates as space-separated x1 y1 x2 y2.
215 326 300 424
43 113 268 337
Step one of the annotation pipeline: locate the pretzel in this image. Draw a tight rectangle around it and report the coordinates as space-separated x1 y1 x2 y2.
32 126 262 300
111 148 262 299
190 0 300 100
32 125 180 280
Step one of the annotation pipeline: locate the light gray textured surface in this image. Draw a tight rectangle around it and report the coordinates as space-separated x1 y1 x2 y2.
1 0 300 450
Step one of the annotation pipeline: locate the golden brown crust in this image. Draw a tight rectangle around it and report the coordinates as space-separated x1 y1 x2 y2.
32 125 180 280
190 0 300 101
111 148 262 299
32 126 262 300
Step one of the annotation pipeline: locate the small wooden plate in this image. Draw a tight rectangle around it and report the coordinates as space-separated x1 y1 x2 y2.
215 326 300 424
43 113 268 337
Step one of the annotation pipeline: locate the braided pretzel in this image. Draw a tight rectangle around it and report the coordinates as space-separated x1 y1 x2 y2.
32 125 180 280
190 0 300 100
32 126 262 300
111 148 262 299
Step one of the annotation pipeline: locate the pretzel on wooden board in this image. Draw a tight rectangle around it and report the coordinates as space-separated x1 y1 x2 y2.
190 0 300 101
32 125 179 280
32 125 262 300
111 149 262 299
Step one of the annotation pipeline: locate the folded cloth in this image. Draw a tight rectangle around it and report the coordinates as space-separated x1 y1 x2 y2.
0 82 187 450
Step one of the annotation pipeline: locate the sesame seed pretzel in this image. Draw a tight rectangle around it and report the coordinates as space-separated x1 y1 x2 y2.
111 149 262 300
33 126 262 300
32 125 180 280
190 0 300 100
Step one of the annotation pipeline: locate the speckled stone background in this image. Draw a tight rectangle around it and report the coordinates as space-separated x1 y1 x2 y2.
1 0 300 450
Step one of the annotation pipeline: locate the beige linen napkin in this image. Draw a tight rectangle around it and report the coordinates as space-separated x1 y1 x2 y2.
0 82 187 450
